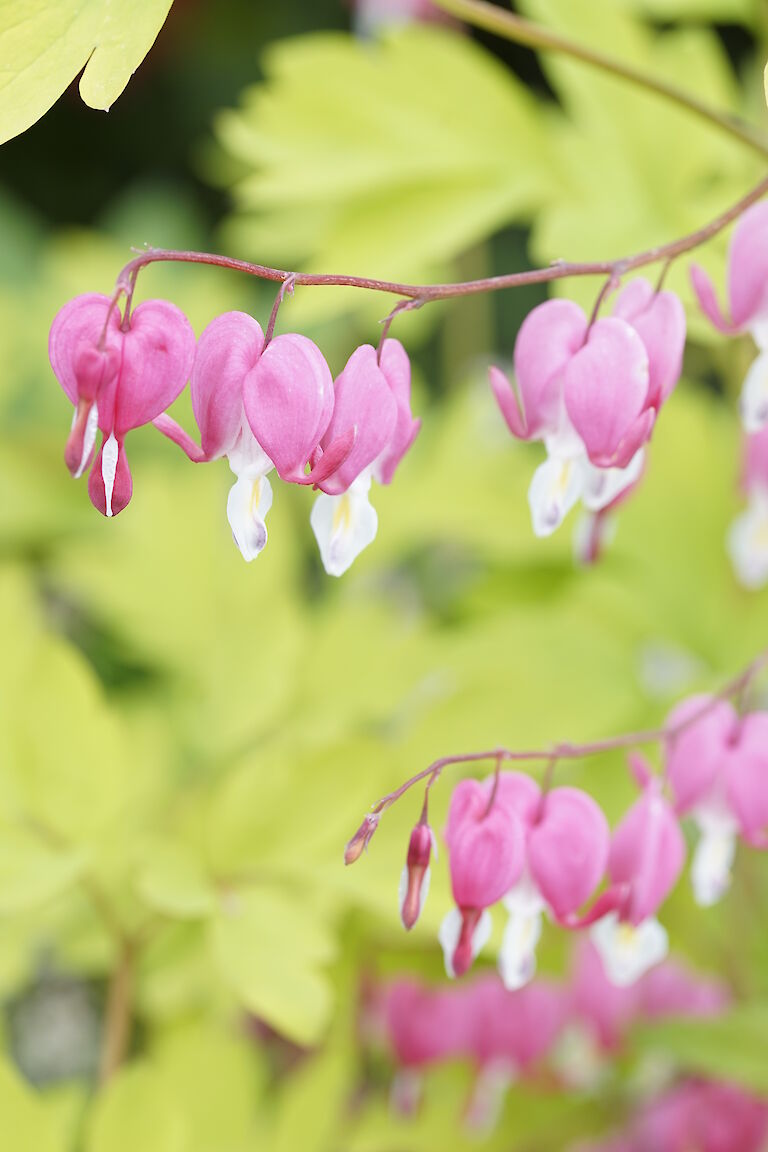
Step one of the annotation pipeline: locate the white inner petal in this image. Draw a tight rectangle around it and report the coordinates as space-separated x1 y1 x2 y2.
581 447 645 513
691 807 738 907
590 912 668 987
498 877 545 991
438 907 492 979
73 401 99 479
101 431 119 518
310 471 378 577
227 472 273 561
528 452 586 537
740 350 768 432
727 492 768 590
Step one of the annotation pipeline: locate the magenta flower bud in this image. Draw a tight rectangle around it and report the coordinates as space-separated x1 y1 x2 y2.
399 821 433 930
665 695 739 815
344 812 379 865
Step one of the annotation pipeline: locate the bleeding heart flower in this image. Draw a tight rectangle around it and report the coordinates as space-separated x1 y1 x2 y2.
499 784 609 990
611 277 686 410
729 426 768 589
191 311 274 560
49 293 196 516
691 200 768 431
590 769 685 986
310 339 420 576
439 778 527 978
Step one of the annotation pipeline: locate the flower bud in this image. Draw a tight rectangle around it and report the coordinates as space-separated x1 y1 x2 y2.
344 812 379 865
399 821 432 930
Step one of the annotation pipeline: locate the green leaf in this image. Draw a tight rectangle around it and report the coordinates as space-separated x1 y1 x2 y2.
135 843 216 919
0 1058 65 1152
0 830 86 915
213 26 550 323
0 1 175 145
632 1006 768 1094
86 1063 186 1152
210 887 336 1046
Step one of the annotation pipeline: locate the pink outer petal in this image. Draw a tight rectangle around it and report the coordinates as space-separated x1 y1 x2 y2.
528 787 610 918
444 772 540 846
315 345 398 494
613 279 686 410
384 980 474 1067
570 939 639 1048
508 298 589 440
725 711 768 845
469 974 567 1068
190 311 264 459
242 333 333 482
608 788 685 924
744 426 768 493
639 959 729 1019
564 317 650 467
728 200 768 329
664 695 739 815
376 338 421 485
87 437 132 517
590 406 655 470
447 790 526 909
49 293 123 406
690 264 738 334
115 300 196 435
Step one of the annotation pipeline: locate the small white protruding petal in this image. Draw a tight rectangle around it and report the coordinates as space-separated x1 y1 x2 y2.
528 454 585 537
750 315 768 352
727 492 768 589
740 350 768 432
72 401 99 479
227 472 273 561
553 1025 607 1091
691 808 738 907
498 878 545 990
590 912 668 987
464 1059 516 1134
438 907 492 979
310 472 378 577
101 431 119 518
581 448 644 513
397 863 431 923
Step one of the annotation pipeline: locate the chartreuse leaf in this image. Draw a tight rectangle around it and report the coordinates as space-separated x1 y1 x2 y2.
213 26 549 322
210 886 337 1046
0 1 175 145
624 0 752 19
0 829 87 915
151 1021 266 1152
86 1063 186 1152
632 1006 768 1094
0 1058 65 1152
135 843 216 919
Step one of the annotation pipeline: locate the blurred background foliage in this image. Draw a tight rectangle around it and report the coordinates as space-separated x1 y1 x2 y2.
2 0 768 1148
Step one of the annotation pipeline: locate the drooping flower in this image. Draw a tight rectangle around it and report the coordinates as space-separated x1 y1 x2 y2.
690 200 768 431
490 282 684 541
49 293 196 516
665 696 768 905
728 425 768 588
634 1080 768 1152
590 765 685 986
310 339 420 576
439 776 527 978
191 311 272 560
499 783 610 990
